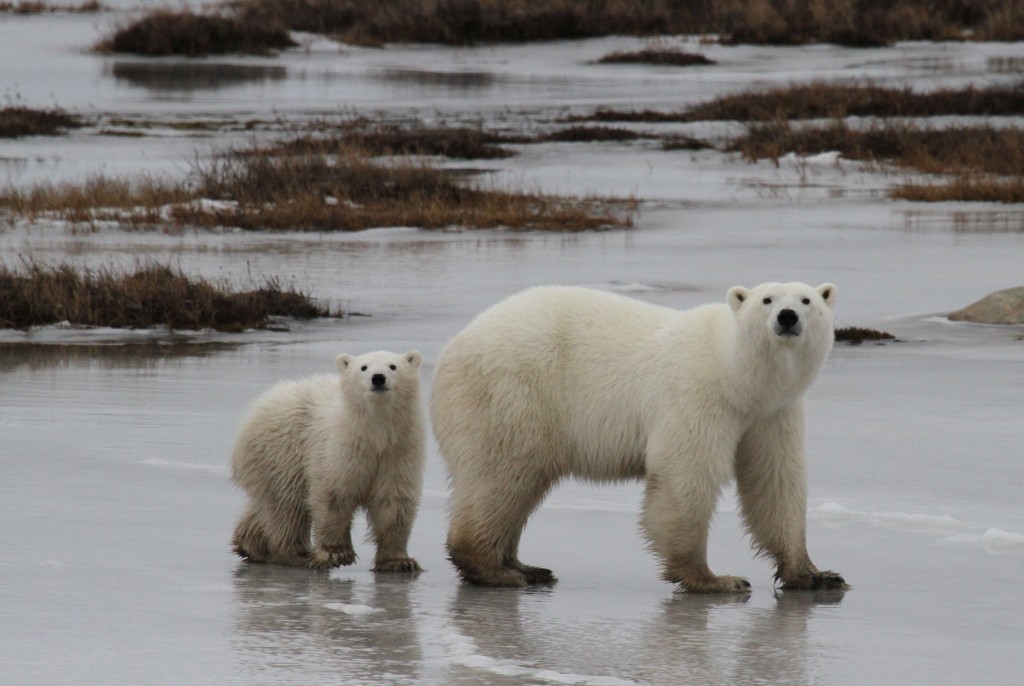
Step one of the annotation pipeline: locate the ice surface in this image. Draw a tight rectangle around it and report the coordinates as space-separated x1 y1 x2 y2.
2 10 1024 686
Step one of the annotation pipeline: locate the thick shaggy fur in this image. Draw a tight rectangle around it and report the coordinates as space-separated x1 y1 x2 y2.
231 350 425 572
431 284 847 592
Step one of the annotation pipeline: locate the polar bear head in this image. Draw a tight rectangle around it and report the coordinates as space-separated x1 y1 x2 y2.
727 282 836 348
335 350 422 403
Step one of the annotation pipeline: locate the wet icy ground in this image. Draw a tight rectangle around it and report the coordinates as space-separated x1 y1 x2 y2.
2 9 1024 686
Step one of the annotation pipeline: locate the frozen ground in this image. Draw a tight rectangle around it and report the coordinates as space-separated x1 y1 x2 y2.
2 9 1024 686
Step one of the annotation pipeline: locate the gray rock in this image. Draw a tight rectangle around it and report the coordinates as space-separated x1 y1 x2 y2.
948 287 1024 324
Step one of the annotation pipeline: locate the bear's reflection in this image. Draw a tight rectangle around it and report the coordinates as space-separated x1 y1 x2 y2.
446 585 845 685
231 565 422 683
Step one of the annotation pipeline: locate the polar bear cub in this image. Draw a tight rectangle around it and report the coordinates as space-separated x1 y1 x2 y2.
431 283 846 592
232 350 425 572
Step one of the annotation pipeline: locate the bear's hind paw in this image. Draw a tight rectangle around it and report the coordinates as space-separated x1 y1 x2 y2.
373 557 423 573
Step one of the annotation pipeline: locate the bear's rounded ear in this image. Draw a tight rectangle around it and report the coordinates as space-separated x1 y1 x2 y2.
404 350 422 369
816 283 837 307
727 286 750 313
335 354 354 373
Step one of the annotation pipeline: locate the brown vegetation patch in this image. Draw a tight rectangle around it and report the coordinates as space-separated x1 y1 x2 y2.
96 9 296 57
541 126 648 143
597 48 714 67
572 81 1024 124
684 81 1024 122
238 0 1024 45
0 175 190 226
834 327 896 343
661 134 711 151
731 121 1024 177
0 0 100 12
276 120 519 159
178 145 634 231
0 135 635 232
0 261 336 331
0 106 83 138
893 177 1024 204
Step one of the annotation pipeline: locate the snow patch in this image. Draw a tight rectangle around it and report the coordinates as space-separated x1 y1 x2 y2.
812 502 1024 553
140 458 228 476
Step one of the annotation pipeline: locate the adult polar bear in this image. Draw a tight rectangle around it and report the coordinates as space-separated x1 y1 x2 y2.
430 283 846 592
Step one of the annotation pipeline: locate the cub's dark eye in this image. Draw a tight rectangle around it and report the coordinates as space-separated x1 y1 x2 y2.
360 365 368 371
802 297 811 305
389 365 397 370
762 297 772 305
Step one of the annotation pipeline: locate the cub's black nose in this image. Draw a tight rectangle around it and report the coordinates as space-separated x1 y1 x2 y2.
371 373 386 388
777 309 799 328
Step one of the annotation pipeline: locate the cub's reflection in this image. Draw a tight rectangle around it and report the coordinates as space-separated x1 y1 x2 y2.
231 565 422 683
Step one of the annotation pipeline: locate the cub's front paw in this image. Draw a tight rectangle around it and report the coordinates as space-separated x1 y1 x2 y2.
309 545 356 569
679 575 752 594
373 557 423 573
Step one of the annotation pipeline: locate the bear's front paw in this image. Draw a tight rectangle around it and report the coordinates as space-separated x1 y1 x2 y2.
781 570 849 591
680 575 752 594
373 557 423 573
309 545 356 569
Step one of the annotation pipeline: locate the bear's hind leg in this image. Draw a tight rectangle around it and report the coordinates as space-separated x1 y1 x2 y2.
448 473 556 587
256 497 313 567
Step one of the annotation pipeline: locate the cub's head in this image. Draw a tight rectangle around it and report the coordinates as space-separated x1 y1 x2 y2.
727 282 836 348
336 350 422 402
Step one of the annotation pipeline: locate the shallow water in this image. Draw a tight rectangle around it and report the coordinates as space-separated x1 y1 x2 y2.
2 10 1024 686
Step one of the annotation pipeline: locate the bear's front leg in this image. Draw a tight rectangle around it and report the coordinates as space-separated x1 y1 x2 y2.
735 408 848 591
643 451 751 594
309 485 359 569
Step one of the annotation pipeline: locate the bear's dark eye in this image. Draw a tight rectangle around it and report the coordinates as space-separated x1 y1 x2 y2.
762 297 772 305
360 365 368 372
389 364 397 371
802 297 811 305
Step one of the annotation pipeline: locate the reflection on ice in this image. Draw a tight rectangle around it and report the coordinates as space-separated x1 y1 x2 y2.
231 566 423 685
107 61 288 93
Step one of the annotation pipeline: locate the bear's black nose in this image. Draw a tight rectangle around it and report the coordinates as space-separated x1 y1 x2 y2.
371 373 387 388
777 309 799 328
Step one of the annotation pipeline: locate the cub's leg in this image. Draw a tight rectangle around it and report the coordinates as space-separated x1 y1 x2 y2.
309 484 359 569
232 505 270 563
366 487 422 573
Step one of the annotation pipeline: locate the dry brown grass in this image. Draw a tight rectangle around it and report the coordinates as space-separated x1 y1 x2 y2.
96 9 296 56
0 260 336 331
0 0 100 12
597 48 714 67
0 175 191 226
684 81 1024 122
0 106 83 138
573 81 1024 124
275 119 519 159
893 176 1024 203
0 132 635 232
178 145 634 231
834 326 896 343
731 120 1024 177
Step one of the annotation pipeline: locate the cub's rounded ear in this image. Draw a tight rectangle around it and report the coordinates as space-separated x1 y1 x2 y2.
816 283 837 307
335 354 354 373
404 350 422 369
727 286 751 313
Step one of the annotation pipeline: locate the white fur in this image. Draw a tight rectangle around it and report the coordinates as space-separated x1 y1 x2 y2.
231 350 426 572
430 283 846 592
